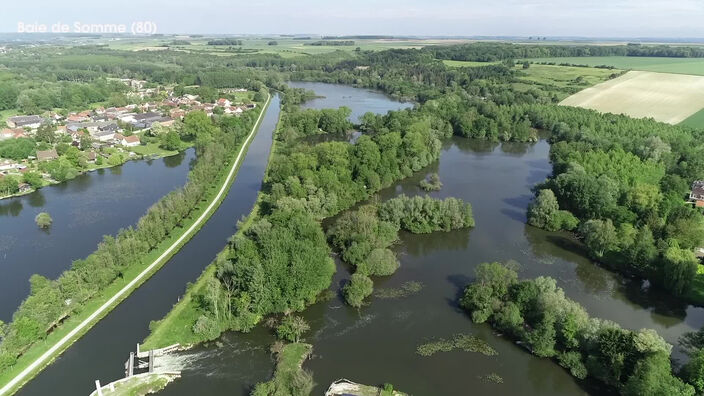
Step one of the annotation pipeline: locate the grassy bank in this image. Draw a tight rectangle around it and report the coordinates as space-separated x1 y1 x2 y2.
143 96 283 350
252 343 313 396
0 95 271 396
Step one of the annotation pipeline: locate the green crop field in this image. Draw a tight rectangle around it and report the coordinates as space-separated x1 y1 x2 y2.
442 60 501 67
524 56 704 76
681 108 704 129
513 64 620 100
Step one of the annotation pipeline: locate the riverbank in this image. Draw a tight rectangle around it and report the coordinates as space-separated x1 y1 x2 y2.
142 97 284 351
0 142 187 202
252 343 313 395
0 94 271 396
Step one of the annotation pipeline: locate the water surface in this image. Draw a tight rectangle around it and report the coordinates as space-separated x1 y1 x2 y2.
0 150 194 320
159 86 704 396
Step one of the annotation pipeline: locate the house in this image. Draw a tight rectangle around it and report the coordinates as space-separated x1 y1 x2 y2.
36 149 58 161
17 183 31 193
7 115 43 129
133 113 171 129
217 98 231 107
0 129 23 140
93 130 116 142
67 121 116 134
170 109 186 119
121 135 140 147
67 114 90 123
691 181 704 207
86 151 97 163
0 159 18 171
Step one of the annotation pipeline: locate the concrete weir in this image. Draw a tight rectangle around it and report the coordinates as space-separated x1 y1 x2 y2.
90 344 182 396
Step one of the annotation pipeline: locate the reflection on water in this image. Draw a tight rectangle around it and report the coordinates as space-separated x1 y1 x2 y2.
287 81 413 122
164 151 187 168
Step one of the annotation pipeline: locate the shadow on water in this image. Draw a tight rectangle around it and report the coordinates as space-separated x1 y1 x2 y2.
0 199 23 217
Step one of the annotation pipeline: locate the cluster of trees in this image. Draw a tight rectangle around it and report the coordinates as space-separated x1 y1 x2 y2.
307 41 355 46
328 205 400 307
328 196 474 307
0 78 128 114
0 106 261 371
378 195 475 234
0 138 35 160
207 39 243 46
264 113 442 218
429 42 704 62
419 173 442 191
277 107 352 142
520 104 704 298
461 262 695 395
190 208 335 339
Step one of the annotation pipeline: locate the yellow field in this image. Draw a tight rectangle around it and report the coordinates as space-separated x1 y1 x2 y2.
560 71 704 124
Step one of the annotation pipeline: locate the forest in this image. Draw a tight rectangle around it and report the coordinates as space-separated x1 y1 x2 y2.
429 42 704 62
461 261 695 395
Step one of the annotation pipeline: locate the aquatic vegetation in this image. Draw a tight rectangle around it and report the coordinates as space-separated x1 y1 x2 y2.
416 334 497 357
374 281 424 299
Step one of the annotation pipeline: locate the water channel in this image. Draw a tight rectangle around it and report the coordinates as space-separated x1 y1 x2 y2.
16 83 704 396
0 150 195 321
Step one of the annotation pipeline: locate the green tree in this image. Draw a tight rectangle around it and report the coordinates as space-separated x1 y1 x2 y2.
35 212 52 229
681 349 704 393
623 353 694 396
662 246 698 296
160 131 183 151
580 219 618 258
276 316 310 343
344 274 373 308
0 177 19 196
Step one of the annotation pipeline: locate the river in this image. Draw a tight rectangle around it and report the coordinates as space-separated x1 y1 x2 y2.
16 84 704 396
0 150 195 321
156 84 704 396
16 94 282 396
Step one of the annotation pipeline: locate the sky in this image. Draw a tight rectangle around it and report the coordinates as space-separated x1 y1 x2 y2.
4 0 704 38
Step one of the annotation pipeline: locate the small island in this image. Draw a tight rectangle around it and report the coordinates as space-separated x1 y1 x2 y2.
34 212 52 229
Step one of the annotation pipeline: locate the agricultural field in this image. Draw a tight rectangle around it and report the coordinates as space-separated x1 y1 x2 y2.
524 56 704 76
442 60 500 67
106 37 473 57
513 64 621 100
560 70 704 125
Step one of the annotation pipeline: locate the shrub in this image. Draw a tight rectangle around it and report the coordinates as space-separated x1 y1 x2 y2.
344 274 373 308
35 212 53 229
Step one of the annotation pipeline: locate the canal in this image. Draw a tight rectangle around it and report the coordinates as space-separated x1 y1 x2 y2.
16 94 281 396
0 150 195 321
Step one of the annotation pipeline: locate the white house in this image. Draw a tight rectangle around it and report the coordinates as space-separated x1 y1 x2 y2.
121 135 140 147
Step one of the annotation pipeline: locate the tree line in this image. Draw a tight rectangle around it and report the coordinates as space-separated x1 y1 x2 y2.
328 196 474 307
429 42 704 62
521 104 704 299
461 261 694 395
0 107 262 371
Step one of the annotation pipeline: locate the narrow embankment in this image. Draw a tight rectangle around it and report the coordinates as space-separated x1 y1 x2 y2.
0 94 271 396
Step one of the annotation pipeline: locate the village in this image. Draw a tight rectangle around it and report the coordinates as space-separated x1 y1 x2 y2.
0 79 256 199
